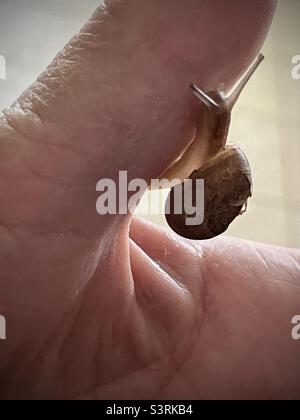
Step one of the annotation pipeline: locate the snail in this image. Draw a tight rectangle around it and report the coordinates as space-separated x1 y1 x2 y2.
163 54 264 240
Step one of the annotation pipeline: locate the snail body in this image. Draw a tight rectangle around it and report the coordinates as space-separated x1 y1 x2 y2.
164 54 264 240
159 89 230 185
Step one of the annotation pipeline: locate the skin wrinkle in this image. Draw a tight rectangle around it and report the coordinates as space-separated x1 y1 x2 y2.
30 80 58 107
152 285 214 400
35 305 84 399
0 219 102 239
243 240 300 287
58 287 99 400
186 240 217 315
2 110 48 158
133 275 189 349
133 239 190 295
131 218 206 286
3 135 76 189
128 245 174 361
133 288 195 375
0 224 19 248
132 301 168 365
133 225 198 288
3 257 95 399
155 342 195 400
152 259 190 294
77 365 154 400
6 120 81 159
57 285 157 399
132 276 192 360
86 240 162 378
2 104 45 133
78 358 167 400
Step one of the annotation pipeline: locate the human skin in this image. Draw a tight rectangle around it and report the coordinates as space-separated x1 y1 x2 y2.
0 0 299 400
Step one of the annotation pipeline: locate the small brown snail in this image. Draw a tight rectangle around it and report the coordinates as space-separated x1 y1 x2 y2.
164 54 264 240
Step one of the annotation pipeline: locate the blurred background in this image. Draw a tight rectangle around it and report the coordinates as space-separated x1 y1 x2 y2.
0 0 299 248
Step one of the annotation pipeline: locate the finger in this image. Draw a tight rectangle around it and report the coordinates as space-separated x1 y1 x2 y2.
0 0 277 239
130 216 205 295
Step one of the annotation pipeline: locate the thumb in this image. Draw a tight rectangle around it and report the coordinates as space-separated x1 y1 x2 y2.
0 0 277 239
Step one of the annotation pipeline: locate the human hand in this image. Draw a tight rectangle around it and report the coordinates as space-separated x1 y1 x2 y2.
1 0 299 400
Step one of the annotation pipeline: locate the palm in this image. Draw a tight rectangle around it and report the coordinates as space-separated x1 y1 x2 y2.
1 216 299 399
1 0 299 401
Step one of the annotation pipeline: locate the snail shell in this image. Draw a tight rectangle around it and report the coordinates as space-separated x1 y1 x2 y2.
165 144 252 240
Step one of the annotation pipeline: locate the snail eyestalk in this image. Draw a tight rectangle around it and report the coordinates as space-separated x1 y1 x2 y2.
225 53 265 110
190 85 220 108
